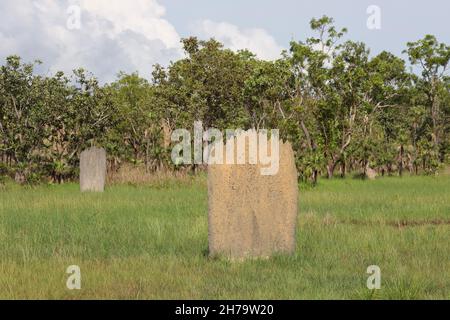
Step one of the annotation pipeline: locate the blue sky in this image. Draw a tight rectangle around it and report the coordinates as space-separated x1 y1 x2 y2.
162 0 449 56
0 0 448 82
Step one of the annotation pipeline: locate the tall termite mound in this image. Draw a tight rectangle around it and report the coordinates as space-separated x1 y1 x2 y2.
208 132 298 259
80 147 107 192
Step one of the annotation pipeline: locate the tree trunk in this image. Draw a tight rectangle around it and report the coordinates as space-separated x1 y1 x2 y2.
327 160 337 179
340 161 346 178
399 144 404 177
312 169 318 184
363 160 368 179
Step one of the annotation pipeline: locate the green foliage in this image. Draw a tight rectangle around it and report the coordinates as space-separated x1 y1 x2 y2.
0 17 448 184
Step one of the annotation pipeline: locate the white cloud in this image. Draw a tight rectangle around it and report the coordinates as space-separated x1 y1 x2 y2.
0 1 286 82
194 20 284 60
0 0 183 82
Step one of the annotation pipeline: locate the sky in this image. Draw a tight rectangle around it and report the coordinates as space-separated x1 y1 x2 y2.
0 0 448 83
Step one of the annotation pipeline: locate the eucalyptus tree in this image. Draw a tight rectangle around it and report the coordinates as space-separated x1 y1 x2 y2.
362 51 409 176
287 16 347 181
108 72 155 166
34 69 116 183
152 37 256 136
37 71 76 182
243 56 291 130
405 35 450 165
0 56 43 182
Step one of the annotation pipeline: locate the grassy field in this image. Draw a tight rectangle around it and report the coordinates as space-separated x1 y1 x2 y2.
0 174 449 299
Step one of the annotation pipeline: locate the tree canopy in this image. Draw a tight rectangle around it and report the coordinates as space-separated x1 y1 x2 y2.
0 16 449 184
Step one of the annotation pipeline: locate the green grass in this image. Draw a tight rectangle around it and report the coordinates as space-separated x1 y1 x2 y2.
0 174 449 299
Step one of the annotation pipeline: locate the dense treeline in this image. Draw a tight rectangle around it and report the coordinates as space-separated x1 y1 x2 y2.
0 16 449 184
